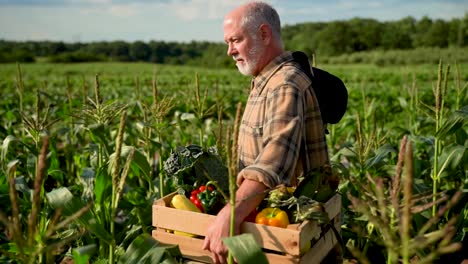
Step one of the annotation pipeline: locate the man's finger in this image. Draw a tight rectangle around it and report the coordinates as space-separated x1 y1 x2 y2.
212 253 219 264
202 237 210 250
220 253 228 264
214 252 226 264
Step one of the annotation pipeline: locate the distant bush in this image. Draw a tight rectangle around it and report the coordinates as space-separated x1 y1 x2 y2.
48 52 106 63
322 47 468 66
0 50 35 63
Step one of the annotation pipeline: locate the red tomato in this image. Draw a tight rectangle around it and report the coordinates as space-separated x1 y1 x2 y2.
193 199 204 212
245 209 258 222
199 185 206 192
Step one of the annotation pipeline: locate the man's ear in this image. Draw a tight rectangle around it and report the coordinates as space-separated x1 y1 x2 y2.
259 24 272 44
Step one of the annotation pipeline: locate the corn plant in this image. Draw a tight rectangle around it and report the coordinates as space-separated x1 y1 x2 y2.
428 61 449 217
0 59 466 263
337 60 467 262
0 137 93 263
191 73 216 147
146 73 174 197
346 135 463 264
225 102 242 264
15 63 25 133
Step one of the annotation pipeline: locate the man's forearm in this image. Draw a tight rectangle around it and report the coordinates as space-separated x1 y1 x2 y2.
218 179 268 223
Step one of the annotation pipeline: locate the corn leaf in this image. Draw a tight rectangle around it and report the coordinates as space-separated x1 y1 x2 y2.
436 106 468 138
1 135 17 162
108 146 151 180
72 244 97 264
365 144 396 168
437 144 466 177
118 233 181 264
46 187 113 244
222 233 268 264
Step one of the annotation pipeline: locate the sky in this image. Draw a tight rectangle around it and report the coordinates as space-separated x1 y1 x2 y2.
0 0 466 43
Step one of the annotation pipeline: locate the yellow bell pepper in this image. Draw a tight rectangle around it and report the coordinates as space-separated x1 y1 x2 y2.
255 207 289 228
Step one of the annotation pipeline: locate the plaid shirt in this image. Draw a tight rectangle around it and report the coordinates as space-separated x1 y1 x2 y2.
237 51 329 189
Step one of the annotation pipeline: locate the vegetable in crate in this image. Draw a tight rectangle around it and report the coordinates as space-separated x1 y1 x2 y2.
244 208 258 223
255 207 289 228
163 145 229 195
170 193 201 213
263 184 330 224
189 188 205 212
169 193 201 237
266 184 295 208
190 182 223 214
293 164 339 202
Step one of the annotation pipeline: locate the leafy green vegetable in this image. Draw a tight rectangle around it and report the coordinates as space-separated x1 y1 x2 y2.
163 144 229 194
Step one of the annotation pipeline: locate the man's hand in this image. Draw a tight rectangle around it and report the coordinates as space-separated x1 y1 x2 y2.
202 179 268 264
202 205 238 264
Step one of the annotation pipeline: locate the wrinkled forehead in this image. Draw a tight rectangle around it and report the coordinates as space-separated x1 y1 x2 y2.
223 15 243 39
224 10 242 27
224 5 249 28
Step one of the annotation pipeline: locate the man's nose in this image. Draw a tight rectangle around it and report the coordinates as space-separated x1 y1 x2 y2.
227 44 236 56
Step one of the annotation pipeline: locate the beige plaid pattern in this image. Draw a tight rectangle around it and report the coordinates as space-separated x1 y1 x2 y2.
237 51 329 189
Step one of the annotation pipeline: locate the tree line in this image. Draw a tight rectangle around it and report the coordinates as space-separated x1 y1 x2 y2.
1 14 467 66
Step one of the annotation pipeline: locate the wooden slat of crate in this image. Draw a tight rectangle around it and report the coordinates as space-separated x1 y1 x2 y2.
300 216 341 264
152 192 341 262
295 193 341 251
153 229 301 263
153 205 304 255
153 220 339 264
152 229 213 263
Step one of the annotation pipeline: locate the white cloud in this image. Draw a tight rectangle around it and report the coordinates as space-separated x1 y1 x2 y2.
109 4 137 17
172 1 200 21
78 7 98 15
66 0 112 4
169 0 249 21
0 0 466 43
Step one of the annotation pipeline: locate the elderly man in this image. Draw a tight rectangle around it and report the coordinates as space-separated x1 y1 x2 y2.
202 2 329 263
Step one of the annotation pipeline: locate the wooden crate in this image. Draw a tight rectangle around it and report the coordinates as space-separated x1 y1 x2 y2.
152 192 341 264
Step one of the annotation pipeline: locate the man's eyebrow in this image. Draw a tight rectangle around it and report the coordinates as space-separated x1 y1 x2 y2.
226 36 240 42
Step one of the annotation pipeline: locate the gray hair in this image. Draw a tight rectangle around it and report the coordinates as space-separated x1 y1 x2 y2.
241 1 283 47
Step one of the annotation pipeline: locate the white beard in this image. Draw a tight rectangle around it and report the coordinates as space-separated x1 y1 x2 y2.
235 39 264 76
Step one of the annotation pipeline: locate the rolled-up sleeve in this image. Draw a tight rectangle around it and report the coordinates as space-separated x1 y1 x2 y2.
238 84 303 188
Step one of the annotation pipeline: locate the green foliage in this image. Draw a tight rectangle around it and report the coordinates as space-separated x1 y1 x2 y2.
323 47 468 65
0 58 466 263
223 234 268 264
118 233 181 264
0 50 35 63
48 52 106 63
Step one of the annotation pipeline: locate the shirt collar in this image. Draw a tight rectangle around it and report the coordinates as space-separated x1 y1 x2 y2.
251 51 293 95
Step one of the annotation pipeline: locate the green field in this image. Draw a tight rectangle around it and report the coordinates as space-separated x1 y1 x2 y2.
0 61 467 263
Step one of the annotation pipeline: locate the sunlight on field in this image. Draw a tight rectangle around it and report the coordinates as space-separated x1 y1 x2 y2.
0 60 466 263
